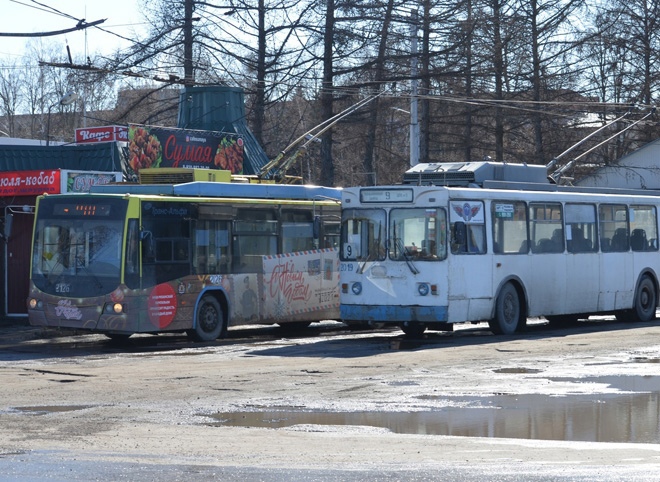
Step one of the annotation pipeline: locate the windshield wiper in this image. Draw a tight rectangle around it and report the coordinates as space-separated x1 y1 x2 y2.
357 227 383 274
394 237 419 275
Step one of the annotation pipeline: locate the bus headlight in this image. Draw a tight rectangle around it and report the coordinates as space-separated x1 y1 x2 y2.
351 282 363 295
28 298 42 309
418 283 430 296
105 303 125 314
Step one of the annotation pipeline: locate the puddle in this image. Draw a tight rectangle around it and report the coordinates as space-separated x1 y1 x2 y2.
14 405 93 415
549 375 660 392
208 376 660 443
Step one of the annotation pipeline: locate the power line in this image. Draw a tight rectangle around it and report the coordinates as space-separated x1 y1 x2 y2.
0 19 106 37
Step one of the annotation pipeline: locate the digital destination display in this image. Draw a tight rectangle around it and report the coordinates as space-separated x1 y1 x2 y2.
360 188 413 203
53 204 112 217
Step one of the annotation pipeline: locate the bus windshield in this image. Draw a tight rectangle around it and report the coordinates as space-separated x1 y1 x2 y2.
31 197 128 297
340 208 386 261
390 208 447 261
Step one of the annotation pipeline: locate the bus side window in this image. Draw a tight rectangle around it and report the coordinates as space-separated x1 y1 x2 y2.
491 201 528 254
599 204 627 253
630 205 658 252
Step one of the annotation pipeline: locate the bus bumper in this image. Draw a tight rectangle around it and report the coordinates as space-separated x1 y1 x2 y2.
340 304 448 323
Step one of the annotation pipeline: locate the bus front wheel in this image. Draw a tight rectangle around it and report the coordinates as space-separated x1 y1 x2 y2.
190 295 226 341
400 322 427 337
489 283 523 335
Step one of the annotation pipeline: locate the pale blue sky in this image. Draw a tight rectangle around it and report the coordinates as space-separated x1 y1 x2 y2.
0 0 142 60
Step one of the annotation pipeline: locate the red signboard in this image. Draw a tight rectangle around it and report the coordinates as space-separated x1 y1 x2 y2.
0 170 61 196
75 125 128 144
127 125 244 176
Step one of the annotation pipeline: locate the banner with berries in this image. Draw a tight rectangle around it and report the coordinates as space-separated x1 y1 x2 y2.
127 125 245 177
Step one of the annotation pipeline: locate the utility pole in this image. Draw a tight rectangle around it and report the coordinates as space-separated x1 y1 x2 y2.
410 9 420 167
183 0 194 86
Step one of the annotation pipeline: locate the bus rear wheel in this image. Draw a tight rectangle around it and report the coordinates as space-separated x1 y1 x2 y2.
489 283 523 335
278 321 312 332
615 276 657 323
400 322 427 337
190 295 226 341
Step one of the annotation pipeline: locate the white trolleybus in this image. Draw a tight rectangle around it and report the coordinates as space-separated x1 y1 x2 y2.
339 161 660 336
27 173 341 341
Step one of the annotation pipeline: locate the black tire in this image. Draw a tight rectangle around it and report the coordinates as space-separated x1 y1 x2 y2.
400 322 427 337
190 295 225 341
489 283 523 335
104 333 132 342
632 276 657 322
278 321 312 332
545 315 579 327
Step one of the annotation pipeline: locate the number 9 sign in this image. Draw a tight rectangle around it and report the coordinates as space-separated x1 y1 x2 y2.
343 243 358 259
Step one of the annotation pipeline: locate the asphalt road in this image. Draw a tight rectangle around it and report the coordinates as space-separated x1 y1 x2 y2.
2 317 660 481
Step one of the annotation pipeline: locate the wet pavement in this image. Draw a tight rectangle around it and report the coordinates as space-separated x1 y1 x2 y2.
3 316 660 480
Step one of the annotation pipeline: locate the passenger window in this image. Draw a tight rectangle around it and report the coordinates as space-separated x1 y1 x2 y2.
630 205 658 252
599 204 628 252
565 203 597 253
529 203 563 253
492 201 528 254
281 210 314 253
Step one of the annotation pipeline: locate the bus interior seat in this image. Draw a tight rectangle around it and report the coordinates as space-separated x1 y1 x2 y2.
568 227 591 252
536 238 552 253
611 228 629 251
519 239 529 253
630 228 648 251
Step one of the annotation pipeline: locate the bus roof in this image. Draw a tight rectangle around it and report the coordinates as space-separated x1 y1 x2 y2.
401 161 660 197
403 161 550 187
90 181 342 201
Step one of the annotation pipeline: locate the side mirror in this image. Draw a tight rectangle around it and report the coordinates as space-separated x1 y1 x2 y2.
452 221 466 247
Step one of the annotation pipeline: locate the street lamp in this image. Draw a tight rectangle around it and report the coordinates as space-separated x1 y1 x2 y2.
46 91 78 146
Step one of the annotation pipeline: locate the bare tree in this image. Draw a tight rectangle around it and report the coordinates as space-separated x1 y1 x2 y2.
0 59 21 137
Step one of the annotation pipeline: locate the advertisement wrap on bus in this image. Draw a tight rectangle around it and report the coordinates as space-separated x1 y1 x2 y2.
27 178 341 341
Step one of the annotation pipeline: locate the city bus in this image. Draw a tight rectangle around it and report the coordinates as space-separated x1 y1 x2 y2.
339 161 660 336
27 178 341 341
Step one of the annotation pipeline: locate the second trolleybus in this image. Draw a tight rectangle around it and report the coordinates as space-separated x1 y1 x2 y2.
27 175 341 341
339 161 660 335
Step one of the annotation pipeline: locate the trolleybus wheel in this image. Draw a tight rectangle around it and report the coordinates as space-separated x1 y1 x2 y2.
633 276 657 322
545 315 579 327
489 283 522 335
400 322 427 337
278 321 312 332
190 295 225 341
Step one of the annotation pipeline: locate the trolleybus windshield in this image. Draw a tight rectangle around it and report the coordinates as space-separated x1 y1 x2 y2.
31 197 128 298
